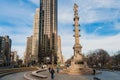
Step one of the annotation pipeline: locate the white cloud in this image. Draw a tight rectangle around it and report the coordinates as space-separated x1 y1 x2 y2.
58 7 73 24
93 0 120 8
61 31 120 60
60 33 74 60
114 22 120 30
12 45 26 59
58 0 120 24
93 27 103 33
81 33 120 53
29 0 39 5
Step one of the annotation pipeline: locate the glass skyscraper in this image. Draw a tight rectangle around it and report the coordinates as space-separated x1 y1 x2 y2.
38 0 58 64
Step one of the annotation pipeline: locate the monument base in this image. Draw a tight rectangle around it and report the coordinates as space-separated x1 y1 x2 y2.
67 60 93 75
60 60 93 75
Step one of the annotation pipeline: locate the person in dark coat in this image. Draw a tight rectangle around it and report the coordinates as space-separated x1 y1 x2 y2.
93 69 96 75
50 68 55 80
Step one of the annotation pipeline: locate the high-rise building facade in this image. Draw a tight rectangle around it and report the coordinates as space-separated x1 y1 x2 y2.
32 8 40 62
11 51 17 62
0 35 12 66
57 36 64 64
24 36 33 65
11 51 18 66
0 36 5 66
39 0 58 64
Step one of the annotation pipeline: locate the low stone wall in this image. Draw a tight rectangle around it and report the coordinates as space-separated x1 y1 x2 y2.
0 67 37 77
32 69 47 78
24 68 48 80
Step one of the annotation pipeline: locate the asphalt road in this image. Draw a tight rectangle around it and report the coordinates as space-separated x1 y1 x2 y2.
0 70 120 80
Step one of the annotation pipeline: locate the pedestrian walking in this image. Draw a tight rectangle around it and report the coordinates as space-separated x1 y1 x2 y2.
93 69 96 75
56 67 59 73
50 68 55 80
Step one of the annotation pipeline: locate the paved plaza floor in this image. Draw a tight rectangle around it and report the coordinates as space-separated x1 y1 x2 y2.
0 70 120 80
38 70 120 80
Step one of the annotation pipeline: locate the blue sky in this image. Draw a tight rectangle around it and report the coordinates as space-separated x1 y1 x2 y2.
0 0 120 60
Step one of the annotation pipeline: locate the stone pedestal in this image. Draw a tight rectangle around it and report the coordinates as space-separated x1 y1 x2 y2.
67 54 93 75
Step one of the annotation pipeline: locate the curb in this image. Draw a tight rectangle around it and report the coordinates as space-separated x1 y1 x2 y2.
32 69 48 78
24 73 33 80
24 69 48 80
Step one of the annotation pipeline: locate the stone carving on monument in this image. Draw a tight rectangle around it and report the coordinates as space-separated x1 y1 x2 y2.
67 3 93 75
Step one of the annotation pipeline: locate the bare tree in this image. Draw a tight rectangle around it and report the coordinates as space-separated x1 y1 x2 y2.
111 51 120 66
87 49 110 68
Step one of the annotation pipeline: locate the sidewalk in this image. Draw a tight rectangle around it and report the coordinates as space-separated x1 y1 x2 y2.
38 70 120 80
38 70 92 80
